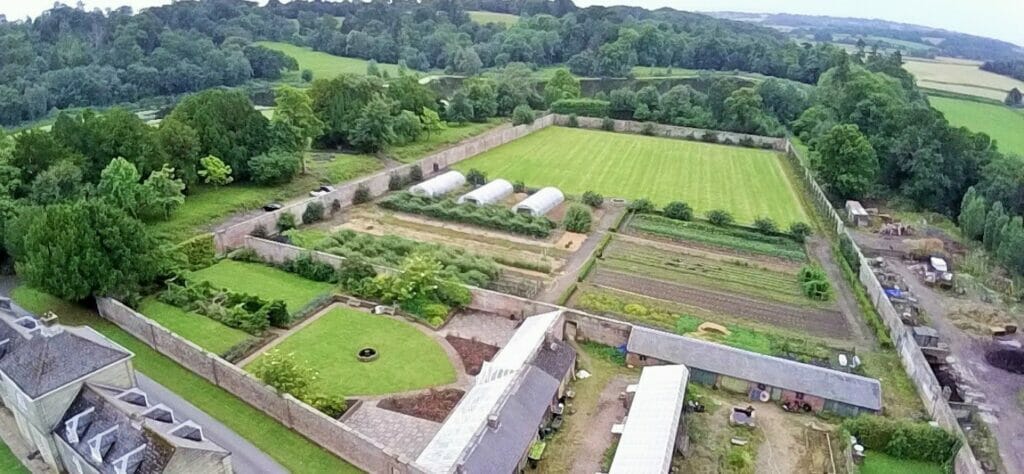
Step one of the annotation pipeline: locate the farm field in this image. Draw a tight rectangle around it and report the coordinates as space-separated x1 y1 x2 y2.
903 58 1024 101
189 260 335 313
929 96 1024 156
138 298 254 356
467 10 519 25
454 127 809 225
255 41 407 79
246 306 456 396
626 214 807 261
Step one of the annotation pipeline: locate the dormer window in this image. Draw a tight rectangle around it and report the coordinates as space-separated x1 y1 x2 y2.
87 426 117 463
64 407 95 444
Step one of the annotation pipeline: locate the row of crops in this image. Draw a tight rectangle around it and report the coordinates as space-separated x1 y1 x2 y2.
627 214 807 261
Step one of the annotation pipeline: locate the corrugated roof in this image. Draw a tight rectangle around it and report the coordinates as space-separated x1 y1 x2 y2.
627 327 882 410
609 365 689 474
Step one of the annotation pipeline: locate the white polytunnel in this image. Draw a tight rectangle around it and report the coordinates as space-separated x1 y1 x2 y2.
457 179 514 206
409 170 465 198
512 187 564 216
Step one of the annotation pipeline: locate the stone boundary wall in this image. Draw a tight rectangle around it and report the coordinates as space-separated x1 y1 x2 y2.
783 141 982 474
213 114 557 252
554 114 789 151
95 297 426 474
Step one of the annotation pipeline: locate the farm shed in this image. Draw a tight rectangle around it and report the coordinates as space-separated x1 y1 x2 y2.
625 327 882 415
513 187 565 217
609 365 690 474
410 170 465 198
458 179 514 206
845 200 870 227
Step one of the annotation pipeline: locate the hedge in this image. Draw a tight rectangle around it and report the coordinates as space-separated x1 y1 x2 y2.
378 192 555 238
550 99 610 118
843 416 961 465
172 234 215 270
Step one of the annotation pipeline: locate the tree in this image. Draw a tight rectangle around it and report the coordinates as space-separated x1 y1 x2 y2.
250 349 318 399
421 107 447 139
198 155 233 186
753 217 779 234
351 98 397 152
153 118 201 187
387 76 437 117
248 152 301 185
243 45 299 79
812 124 878 199
447 91 474 124
464 78 498 122
563 204 592 233
663 201 693 221
10 200 164 301
628 198 656 214
633 103 654 121
512 105 534 125
97 157 145 217
723 87 781 136
29 161 84 205
706 209 734 226
997 216 1024 275
10 130 74 186
301 69 314 82
544 68 581 105
169 89 272 181
142 165 186 219
1005 88 1023 107
958 187 987 241
272 86 324 172
366 60 381 77
789 222 813 241
984 201 1008 252
392 110 423 145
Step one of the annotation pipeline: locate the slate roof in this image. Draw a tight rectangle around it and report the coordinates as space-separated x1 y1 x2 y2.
0 309 130 399
627 326 882 410
458 366 559 473
530 339 576 381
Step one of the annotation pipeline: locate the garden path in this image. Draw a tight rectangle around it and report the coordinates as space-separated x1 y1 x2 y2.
807 235 875 348
341 401 441 460
537 203 627 303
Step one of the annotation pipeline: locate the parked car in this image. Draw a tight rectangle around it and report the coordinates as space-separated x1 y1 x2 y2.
263 203 283 212
309 185 335 197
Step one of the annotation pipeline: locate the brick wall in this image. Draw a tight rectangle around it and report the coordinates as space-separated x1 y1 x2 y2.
556 115 789 151
94 298 426 473
214 115 557 252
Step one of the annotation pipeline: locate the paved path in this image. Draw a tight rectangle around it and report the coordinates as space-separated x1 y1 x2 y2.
136 375 287 474
536 204 626 303
342 401 440 460
440 311 518 347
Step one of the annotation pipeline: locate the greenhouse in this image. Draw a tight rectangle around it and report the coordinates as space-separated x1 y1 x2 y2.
513 187 564 216
458 179 514 206
409 170 466 198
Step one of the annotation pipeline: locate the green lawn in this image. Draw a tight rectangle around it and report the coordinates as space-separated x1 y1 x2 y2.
247 306 456 396
930 96 1024 156
0 439 26 474
455 127 809 225
189 260 335 313
10 286 358 473
256 41 406 80
138 298 253 356
389 119 505 163
859 451 944 474
467 10 519 25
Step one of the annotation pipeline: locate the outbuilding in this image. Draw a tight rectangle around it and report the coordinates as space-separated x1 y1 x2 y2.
458 179 514 206
513 187 565 217
409 170 465 198
846 200 870 227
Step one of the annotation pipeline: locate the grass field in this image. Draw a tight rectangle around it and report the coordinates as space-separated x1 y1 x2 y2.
10 286 358 473
247 306 456 396
138 298 253 356
455 127 808 225
0 439 26 474
467 10 519 25
929 96 1024 156
904 58 1024 101
256 41 407 80
190 260 335 312
859 452 943 474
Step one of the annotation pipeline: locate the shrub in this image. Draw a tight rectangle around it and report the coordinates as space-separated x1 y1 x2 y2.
628 198 656 214
284 253 338 282
601 117 615 131
567 114 579 127
466 168 487 186
753 216 778 234
564 204 592 233
663 201 693 221
248 152 301 185
337 257 378 292
276 213 296 232
330 199 341 215
513 180 526 193
705 209 734 226
251 348 316 398
512 104 534 125
550 98 610 117
843 416 960 464
158 280 279 334
422 303 450 321
640 122 656 136
700 132 719 143
172 234 215 271
798 265 831 301
352 184 371 204
301 69 313 82
789 222 812 241
307 393 347 418
251 224 268 238
408 165 423 183
582 191 604 208
388 172 403 191
228 247 260 262
302 202 325 224
738 136 756 148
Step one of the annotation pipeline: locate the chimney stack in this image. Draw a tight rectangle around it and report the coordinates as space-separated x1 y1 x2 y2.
40 311 59 327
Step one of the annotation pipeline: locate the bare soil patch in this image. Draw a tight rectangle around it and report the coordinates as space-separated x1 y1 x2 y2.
555 231 587 252
377 389 465 423
589 269 853 339
445 335 499 376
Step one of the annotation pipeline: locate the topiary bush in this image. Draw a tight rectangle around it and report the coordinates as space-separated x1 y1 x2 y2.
705 209 734 226
466 168 487 186
388 172 404 191
663 201 693 221
352 184 371 204
302 201 325 224
563 204 592 233
628 198 656 214
753 216 778 234
172 234 215 270
582 191 604 208
789 222 812 241
408 165 423 183
512 104 535 125
276 212 296 232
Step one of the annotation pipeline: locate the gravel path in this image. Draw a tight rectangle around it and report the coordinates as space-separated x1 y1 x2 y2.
569 375 631 474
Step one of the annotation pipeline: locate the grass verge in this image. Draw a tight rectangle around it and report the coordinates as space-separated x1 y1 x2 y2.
138 298 253 356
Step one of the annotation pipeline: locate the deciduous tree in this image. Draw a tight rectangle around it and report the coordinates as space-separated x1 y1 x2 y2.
812 124 878 200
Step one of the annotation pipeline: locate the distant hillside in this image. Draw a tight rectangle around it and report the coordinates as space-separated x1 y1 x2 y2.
708 12 1024 62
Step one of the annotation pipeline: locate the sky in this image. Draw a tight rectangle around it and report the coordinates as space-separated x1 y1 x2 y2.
2 0 1021 47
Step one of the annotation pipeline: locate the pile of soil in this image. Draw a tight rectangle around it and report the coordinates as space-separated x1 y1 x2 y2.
378 389 465 422
985 349 1024 375
446 335 499 375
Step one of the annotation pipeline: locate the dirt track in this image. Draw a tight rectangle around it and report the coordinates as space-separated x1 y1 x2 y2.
590 269 854 340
